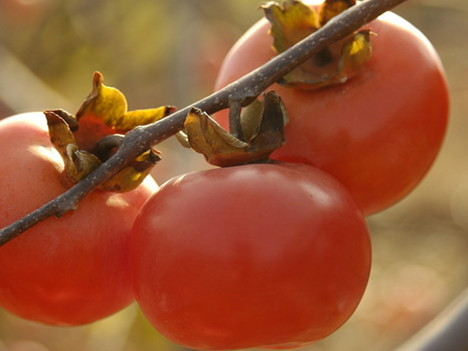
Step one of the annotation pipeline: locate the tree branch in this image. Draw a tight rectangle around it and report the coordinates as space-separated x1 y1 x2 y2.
0 0 407 246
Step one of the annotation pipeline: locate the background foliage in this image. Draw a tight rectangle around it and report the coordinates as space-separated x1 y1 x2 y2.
0 0 467 350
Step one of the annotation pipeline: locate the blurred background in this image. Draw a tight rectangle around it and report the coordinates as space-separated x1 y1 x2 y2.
0 0 467 350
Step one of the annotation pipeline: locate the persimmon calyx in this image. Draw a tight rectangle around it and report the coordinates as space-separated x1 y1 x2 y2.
41 71 174 191
262 0 373 89
183 91 286 167
100 149 161 192
44 110 160 192
318 0 356 26
74 71 176 150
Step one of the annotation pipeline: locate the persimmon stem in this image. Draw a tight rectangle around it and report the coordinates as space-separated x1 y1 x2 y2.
0 0 407 246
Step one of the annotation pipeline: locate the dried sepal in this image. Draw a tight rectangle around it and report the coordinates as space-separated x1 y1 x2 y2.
173 130 192 149
318 0 356 26
184 91 285 167
74 71 176 150
246 91 285 152
262 0 319 53
117 106 177 133
336 30 374 83
43 108 161 192
48 109 79 131
44 110 77 157
64 144 102 184
240 92 289 141
100 149 161 192
75 71 127 127
239 99 264 141
42 72 173 192
263 0 372 90
44 110 101 184
185 108 249 166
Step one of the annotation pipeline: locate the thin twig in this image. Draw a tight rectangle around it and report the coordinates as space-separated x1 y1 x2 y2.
0 0 407 246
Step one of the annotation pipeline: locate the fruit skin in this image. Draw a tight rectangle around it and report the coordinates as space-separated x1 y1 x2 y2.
0 112 158 326
130 162 371 350
214 3 449 215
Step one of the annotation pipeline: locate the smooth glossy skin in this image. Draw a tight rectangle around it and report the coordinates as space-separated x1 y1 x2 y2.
214 5 449 215
130 163 371 350
0 113 158 326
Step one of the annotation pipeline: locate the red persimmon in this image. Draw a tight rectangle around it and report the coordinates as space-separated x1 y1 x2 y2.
214 1 449 215
0 113 158 325
130 162 371 350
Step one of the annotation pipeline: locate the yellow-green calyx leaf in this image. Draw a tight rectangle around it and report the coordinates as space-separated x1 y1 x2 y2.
45 109 161 192
42 70 175 191
75 71 128 128
262 0 320 53
318 0 356 26
100 149 161 192
184 91 285 167
117 107 176 132
41 71 175 191
263 0 372 90
76 71 176 133
336 30 374 83
74 71 176 150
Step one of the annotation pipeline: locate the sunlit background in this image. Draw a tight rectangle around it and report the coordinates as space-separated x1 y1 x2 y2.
0 0 467 350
